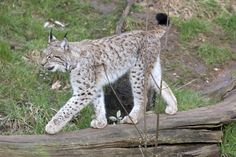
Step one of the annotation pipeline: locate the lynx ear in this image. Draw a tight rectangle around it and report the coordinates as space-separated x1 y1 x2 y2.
64 32 68 38
60 32 69 51
60 37 69 51
48 29 57 43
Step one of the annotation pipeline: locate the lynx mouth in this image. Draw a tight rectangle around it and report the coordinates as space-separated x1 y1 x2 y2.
47 66 55 71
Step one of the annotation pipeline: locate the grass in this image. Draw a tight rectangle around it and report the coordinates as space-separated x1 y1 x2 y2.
154 86 236 156
221 122 236 156
174 17 210 41
170 1 236 155
0 2 235 156
131 3 143 13
173 0 236 42
0 56 73 135
0 41 14 62
197 42 233 65
0 0 124 135
124 16 144 31
215 12 236 40
197 0 221 18
0 0 214 135
154 87 213 113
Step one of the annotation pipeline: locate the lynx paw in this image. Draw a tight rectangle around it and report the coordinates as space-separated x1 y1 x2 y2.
45 119 64 134
165 105 178 115
120 115 139 124
45 122 59 135
90 119 107 129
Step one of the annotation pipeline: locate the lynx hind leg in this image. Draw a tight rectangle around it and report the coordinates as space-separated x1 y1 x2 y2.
121 63 146 124
151 56 178 115
91 88 107 129
159 81 178 115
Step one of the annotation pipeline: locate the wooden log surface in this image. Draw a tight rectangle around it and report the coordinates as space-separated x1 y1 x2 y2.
0 144 220 157
0 91 235 157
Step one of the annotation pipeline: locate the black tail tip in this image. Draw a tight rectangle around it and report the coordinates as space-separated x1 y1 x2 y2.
156 13 170 26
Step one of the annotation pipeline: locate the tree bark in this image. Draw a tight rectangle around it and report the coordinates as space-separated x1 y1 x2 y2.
1 91 236 157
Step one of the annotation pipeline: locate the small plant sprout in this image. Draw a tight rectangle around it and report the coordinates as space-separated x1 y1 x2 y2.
109 110 122 125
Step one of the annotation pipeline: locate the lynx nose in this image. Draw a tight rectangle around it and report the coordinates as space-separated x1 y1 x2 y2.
41 58 47 66
41 61 45 66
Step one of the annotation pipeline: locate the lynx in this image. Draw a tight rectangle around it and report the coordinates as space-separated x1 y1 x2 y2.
41 13 177 134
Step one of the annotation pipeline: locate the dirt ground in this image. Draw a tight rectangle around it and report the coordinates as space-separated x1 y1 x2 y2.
92 0 236 98
150 0 236 99
93 0 236 118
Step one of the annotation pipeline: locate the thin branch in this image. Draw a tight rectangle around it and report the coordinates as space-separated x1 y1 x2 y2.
164 0 171 49
102 64 145 141
116 0 135 34
143 0 150 154
176 79 197 90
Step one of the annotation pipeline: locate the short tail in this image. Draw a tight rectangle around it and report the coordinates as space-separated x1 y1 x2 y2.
154 13 170 38
156 13 170 26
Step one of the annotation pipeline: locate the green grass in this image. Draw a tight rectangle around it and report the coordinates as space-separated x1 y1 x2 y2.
221 122 236 156
176 17 210 41
124 16 144 31
215 12 236 40
0 0 124 135
131 3 143 13
0 41 14 62
0 5 235 157
197 42 233 65
154 88 213 113
197 0 221 18
0 56 72 135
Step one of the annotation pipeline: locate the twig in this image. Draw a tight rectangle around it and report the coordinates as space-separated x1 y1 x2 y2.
176 79 197 90
102 64 144 141
143 0 150 155
139 145 145 157
0 116 8 121
153 0 171 155
116 0 135 34
151 74 161 156
164 0 171 49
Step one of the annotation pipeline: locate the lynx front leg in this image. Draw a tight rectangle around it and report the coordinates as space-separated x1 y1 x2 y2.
45 67 96 134
45 94 91 134
90 88 107 128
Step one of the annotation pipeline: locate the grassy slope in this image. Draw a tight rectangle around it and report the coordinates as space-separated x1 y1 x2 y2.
0 0 236 155
0 0 124 135
132 0 236 155
169 1 236 155
0 0 211 135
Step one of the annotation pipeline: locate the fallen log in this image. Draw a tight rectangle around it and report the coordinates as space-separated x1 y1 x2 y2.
0 91 235 157
0 144 219 157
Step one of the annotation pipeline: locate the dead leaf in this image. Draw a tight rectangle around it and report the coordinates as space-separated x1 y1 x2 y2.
63 82 71 90
51 80 62 90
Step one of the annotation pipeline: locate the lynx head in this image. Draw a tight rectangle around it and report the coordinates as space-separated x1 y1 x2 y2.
41 30 70 72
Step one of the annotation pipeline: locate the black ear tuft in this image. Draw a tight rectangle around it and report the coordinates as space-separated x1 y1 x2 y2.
49 28 53 41
64 32 68 38
156 13 170 26
48 28 57 43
